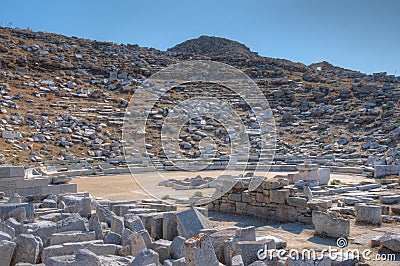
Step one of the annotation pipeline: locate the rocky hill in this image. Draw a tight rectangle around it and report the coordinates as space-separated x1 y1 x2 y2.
167 35 259 58
0 26 399 168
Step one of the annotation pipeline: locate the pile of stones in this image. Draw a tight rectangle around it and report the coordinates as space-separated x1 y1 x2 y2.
3 190 389 266
158 175 216 190
0 189 289 266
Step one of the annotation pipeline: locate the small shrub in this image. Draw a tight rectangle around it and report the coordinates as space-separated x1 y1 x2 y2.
161 195 170 200
193 191 203 197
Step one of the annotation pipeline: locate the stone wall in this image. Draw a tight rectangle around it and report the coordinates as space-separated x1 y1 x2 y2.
208 177 312 224
375 165 400 178
0 166 77 197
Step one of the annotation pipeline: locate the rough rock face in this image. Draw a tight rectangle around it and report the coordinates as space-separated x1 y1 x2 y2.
167 35 259 58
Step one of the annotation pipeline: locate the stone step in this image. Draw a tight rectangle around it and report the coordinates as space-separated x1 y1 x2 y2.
127 208 158 215
50 231 96 245
42 240 121 261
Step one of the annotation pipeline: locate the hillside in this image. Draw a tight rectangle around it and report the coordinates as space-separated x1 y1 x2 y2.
0 26 399 167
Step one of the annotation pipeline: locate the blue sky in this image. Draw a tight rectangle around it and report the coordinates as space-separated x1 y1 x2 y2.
1 0 399 75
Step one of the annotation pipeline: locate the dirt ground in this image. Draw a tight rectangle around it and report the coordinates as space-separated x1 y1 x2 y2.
71 171 369 201
71 171 399 265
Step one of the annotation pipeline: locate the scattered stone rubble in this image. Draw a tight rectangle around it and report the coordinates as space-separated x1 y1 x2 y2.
0 166 398 265
0 27 399 174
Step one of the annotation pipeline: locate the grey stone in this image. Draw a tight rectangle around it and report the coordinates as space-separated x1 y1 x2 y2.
380 195 400 204
96 205 115 225
50 231 96 246
0 203 34 221
379 233 400 253
0 166 25 178
176 208 211 238
0 240 16 266
12 234 43 264
44 255 75 266
209 228 237 263
183 233 219 266
150 214 163 240
30 220 58 244
248 261 267 266
164 258 186 266
104 231 121 245
89 213 103 239
0 222 15 239
163 212 178 241
75 248 101 266
8 207 26 222
234 239 276 265
8 193 23 203
124 214 145 233
232 254 245 266
130 248 159 266
42 240 118 260
312 211 350 238
58 200 67 210
41 199 57 209
318 168 330 185
120 230 147 257
170 236 185 259
153 244 171 263
303 186 313 201
111 215 124 235
276 205 298 223
79 197 92 218
5 218 27 236
57 213 87 232
287 197 308 208
269 189 289 204
354 204 382 225
235 226 256 241
0 231 12 241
